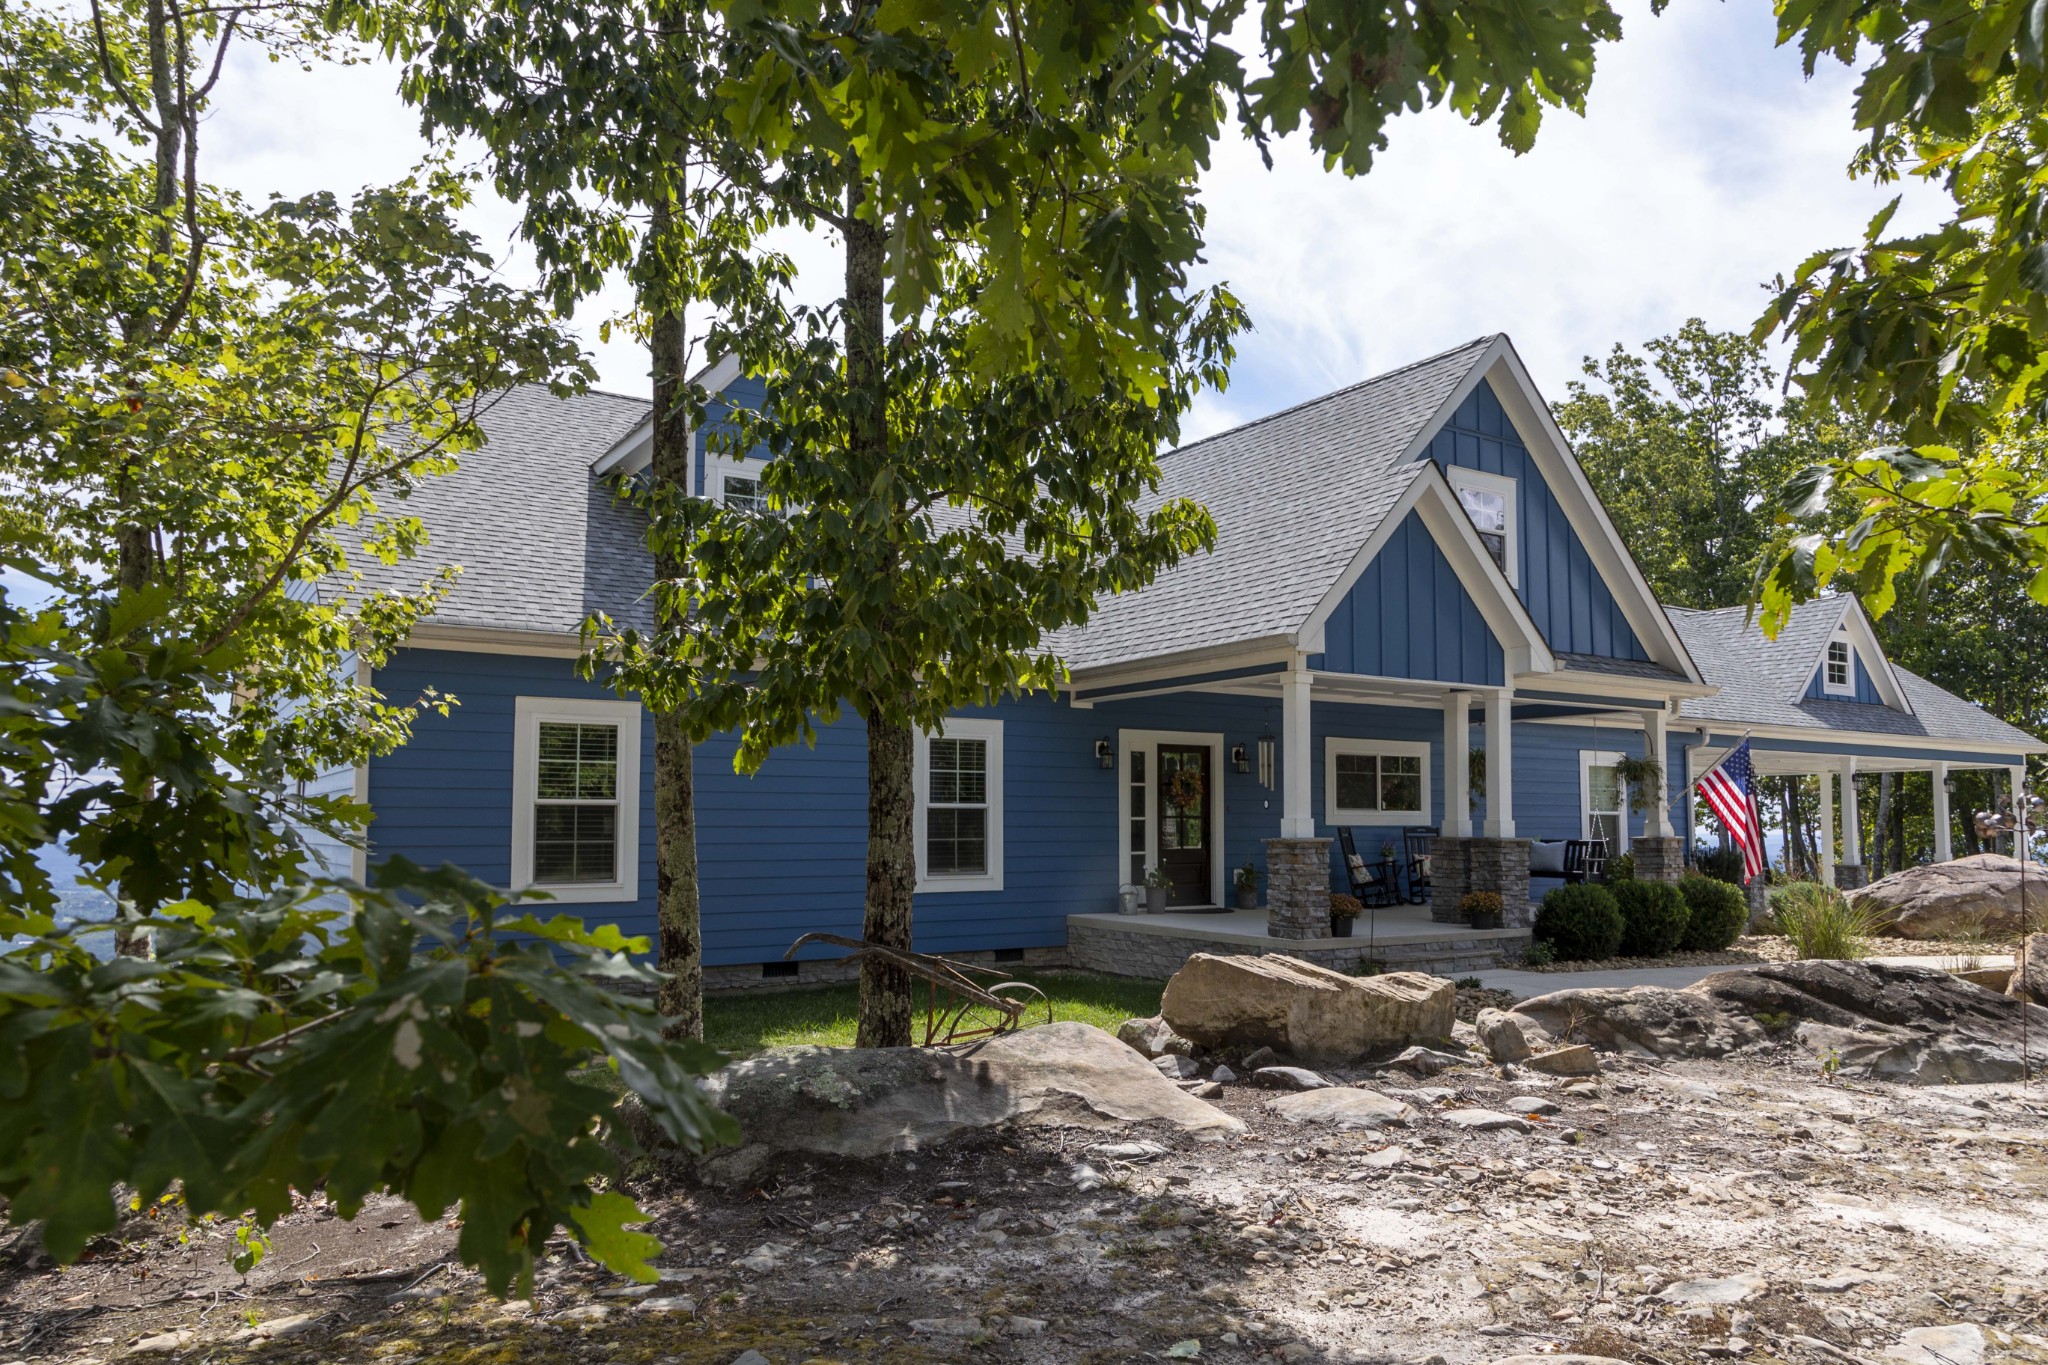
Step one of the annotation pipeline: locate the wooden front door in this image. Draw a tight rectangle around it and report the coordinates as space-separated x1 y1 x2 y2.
1157 745 1213 906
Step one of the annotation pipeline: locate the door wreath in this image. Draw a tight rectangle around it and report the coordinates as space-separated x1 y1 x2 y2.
1164 766 1207 811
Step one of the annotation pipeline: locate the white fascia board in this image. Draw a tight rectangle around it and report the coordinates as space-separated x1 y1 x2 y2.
1691 720 2048 757
1063 637 1299 694
403 624 588 658
589 352 744 480
1477 342 1708 688
1296 463 1555 676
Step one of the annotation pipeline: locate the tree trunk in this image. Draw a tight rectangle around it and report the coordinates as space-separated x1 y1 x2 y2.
844 170 913 1049
1872 772 1892 876
645 194 704 1041
1778 779 1800 879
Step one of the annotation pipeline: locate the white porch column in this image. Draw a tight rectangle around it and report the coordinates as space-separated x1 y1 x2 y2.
1839 758 1861 867
1281 664 1314 838
1482 687 1515 838
1641 707 1674 837
1932 762 1952 863
2012 766 2029 859
1442 690 1471 839
1818 769 1835 888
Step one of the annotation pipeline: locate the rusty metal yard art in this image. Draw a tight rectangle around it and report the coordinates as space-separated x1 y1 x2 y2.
784 933 1052 1045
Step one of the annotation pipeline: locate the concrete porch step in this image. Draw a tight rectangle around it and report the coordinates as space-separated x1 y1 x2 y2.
1068 907 1532 980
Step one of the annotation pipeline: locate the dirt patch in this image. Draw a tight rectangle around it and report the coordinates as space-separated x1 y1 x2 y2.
6 1044 2048 1364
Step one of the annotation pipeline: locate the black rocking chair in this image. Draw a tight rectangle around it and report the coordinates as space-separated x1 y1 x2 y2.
1335 828 1400 952
1403 826 1435 904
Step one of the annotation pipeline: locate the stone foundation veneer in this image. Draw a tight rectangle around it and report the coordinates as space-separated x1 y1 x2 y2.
1744 875 1770 930
1264 837 1333 940
1630 836 1684 884
1835 863 1869 891
1432 836 1533 928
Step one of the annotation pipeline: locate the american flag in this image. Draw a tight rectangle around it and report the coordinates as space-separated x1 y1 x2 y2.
1698 740 1765 882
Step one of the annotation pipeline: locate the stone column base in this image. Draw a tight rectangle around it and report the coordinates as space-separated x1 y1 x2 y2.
1467 837 1534 929
1834 863 1869 891
1429 836 1471 922
1265 837 1333 940
1631 836 1684 884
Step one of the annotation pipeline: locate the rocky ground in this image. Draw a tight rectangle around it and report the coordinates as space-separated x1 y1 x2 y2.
5 1006 2047 1365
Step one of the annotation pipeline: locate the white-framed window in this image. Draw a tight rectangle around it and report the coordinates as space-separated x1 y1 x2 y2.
1824 636 1854 696
1447 466 1518 585
1325 738 1431 825
913 717 1004 893
1581 749 1628 853
511 696 641 903
703 450 771 513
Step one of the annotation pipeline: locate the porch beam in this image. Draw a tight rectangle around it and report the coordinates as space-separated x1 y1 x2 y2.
1483 687 1515 838
1281 663 1314 838
1641 707 1674 837
1818 769 1835 888
1932 761 1952 863
1442 691 1471 839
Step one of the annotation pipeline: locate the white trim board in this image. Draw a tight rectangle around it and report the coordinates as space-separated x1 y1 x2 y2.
591 352 742 479
1324 736 1431 825
1115 728 1227 905
913 717 1005 894
510 695 643 904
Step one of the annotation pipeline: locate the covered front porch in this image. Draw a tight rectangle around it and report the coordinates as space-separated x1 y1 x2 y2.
1689 735 2032 890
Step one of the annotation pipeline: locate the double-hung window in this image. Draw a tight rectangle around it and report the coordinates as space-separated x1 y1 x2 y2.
914 718 1004 892
1824 637 1853 695
1325 738 1430 825
512 697 641 902
1447 466 1518 585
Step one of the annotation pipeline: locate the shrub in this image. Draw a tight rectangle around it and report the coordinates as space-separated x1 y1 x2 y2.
1534 883 1624 961
1521 939 1557 967
1677 874 1748 951
1771 882 1880 960
1611 878 1690 957
1695 845 1745 885
1604 851 1636 882
1329 892 1363 921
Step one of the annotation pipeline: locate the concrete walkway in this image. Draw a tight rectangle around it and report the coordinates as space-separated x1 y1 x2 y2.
1474 953 2016 999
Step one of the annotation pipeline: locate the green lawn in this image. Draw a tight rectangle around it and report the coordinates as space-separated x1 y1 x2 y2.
701 968 1167 1057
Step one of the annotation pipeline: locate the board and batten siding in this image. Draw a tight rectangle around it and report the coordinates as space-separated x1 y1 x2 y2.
693 374 770 495
1310 510 1505 686
1802 649 1886 705
1426 380 1649 663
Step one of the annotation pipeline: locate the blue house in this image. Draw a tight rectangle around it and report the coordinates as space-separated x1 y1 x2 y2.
322 336 2043 983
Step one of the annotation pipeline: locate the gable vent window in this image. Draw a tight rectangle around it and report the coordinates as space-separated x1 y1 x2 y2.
1448 467 1518 586
1825 638 1853 695
913 718 1005 892
512 697 641 903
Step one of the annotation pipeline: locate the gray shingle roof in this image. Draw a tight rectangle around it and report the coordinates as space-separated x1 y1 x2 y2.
1554 651 1689 682
1668 600 2042 750
1056 336 1499 670
344 384 656 635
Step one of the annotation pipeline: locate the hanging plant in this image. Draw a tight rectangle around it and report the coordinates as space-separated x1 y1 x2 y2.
1165 767 1207 810
1612 754 1664 807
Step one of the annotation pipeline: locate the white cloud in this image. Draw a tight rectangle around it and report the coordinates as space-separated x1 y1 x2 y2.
190 1 1945 430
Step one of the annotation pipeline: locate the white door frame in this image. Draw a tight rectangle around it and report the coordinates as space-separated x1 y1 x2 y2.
1117 728 1227 904
1580 748 1630 853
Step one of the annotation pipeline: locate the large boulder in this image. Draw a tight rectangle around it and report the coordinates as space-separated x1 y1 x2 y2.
2011 932 2048 1006
1509 960 2048 1084
1159 953 1455 1065
673 1022 1243 1184
1847 854 2037 939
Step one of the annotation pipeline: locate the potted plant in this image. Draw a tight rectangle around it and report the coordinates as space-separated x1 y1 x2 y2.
1460 890 1504 930
1233 861 1260 910
1379 839 1397 863
1329 892 1363 938
1144 865 1170 913
1612 754 1664 815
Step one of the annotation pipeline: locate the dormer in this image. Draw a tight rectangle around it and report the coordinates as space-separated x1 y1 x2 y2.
1799 598 1911 712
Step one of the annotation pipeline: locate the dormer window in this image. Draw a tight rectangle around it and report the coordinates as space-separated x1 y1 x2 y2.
1448 466 1518 585
1824 637 1853 696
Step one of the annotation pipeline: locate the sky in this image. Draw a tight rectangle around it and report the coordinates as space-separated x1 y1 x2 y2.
190 2 1946 442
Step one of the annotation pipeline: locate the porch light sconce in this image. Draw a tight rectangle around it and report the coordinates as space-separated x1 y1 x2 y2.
1094 737 1114 769
1943 775 1957 795
1231 744 1250 774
